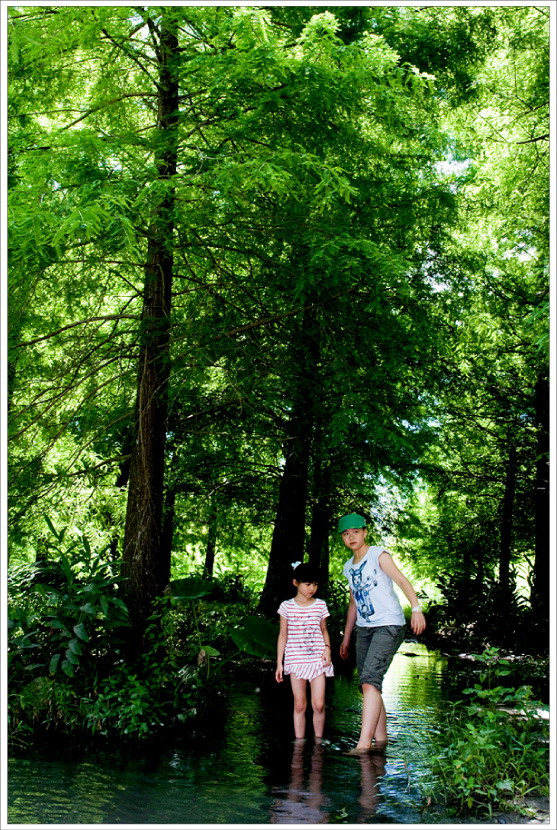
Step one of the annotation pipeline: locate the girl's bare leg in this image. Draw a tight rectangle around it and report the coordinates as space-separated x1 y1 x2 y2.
309 674 326 738
356 683 384 749
290 675 308 739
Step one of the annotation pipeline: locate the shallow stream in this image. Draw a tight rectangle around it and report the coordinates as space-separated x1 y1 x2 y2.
8 643 479 825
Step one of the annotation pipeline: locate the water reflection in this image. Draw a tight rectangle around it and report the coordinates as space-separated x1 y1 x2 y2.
9 644 460 825
269 738 388 824
270 739 329 823
357 750 386 821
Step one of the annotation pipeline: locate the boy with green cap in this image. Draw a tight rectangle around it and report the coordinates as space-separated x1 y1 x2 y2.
337 512 425 753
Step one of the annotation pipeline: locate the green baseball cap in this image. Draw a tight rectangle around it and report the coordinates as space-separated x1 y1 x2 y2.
337 513 367 533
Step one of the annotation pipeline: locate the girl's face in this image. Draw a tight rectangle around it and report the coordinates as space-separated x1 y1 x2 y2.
341 527 367 550
293 580 318 600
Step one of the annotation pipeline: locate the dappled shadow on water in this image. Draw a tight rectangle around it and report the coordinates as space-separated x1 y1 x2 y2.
9 643 469 825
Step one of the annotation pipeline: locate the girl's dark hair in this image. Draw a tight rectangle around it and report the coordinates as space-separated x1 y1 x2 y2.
292 563 320 583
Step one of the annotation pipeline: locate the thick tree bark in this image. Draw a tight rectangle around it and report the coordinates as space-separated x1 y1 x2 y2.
121 15 179 633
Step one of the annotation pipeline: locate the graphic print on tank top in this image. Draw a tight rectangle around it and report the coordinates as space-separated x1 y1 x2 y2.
349 559 379 621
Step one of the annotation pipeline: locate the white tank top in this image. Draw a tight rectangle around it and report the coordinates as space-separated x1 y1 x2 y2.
343 545 404 627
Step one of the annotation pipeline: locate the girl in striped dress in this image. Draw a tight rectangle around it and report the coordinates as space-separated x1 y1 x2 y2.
275 563 334 739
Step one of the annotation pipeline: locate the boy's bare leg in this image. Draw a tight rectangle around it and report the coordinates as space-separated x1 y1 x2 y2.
309 674 326 738
355 683 384 750
290 675 308 739
373 697 388 745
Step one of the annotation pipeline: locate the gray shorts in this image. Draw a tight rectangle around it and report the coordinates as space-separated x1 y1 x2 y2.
355 624 405 692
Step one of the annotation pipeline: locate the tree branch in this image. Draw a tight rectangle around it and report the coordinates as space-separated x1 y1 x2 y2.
516 134 549 145
16 315 139 348
59 94 157 131
100 27 160 84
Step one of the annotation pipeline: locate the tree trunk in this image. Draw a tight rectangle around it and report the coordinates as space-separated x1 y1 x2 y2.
531 373 549 618
308 458 332 588
121 15 179 634
498 443 517 597
258 398 313 615
258 309 320 615
473 545 485 593
204 496 218 577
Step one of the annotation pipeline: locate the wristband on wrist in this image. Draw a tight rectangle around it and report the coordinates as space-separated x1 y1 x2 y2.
411 605 422 613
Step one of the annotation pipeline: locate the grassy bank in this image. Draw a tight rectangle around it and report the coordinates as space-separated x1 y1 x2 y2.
426 647 549 819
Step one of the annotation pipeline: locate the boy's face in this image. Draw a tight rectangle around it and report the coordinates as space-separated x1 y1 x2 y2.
341 527 367 550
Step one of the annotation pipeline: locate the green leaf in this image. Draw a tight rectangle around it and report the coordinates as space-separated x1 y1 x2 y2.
201 645 220 657
110 597 129 615
59 555 74 583
61 659 75 677
49 653 61 673
169 577 214 601
230 615 277 658
47 619 71 635
82 535 91 558
65 648 80 665
67 637 83 655
110 597 129 617
73 622 89 642
44 515 61 541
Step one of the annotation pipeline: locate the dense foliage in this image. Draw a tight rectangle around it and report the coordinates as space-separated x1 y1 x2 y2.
8 523 276 746
7 7 549 810
428 648 549 817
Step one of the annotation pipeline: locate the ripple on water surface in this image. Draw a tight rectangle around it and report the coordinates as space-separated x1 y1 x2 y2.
9 643 460 824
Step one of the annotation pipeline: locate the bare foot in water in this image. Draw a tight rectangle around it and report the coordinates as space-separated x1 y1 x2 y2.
346 742 388 756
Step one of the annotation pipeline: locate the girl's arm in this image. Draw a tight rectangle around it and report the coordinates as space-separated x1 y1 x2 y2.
320 618 332 666
275 615 288 682
378 551 426 635
340 589 357 659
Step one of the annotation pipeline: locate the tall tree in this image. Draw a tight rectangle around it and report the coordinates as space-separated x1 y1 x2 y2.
394 5 549 632
8 6 549 642
120 10 179 628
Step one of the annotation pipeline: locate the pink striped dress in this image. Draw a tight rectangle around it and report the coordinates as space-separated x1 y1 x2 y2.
278 598 335 681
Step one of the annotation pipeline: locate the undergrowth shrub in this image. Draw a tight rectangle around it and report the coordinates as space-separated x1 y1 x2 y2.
8 527 275 748
429 647 549 818
427 574 548 655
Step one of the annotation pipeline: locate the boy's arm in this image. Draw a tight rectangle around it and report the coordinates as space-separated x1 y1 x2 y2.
340 589 357 659
378 551 426 635
275 615 288 682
